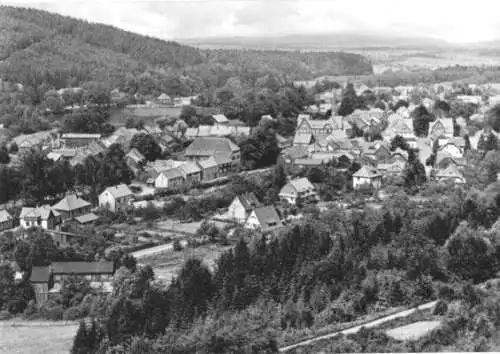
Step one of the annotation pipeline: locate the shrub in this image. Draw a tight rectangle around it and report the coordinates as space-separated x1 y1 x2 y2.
23 300 38 319
433 300 448 315
173 239 183 251
63 306 83 321
0 310 13 320
41 305 64 320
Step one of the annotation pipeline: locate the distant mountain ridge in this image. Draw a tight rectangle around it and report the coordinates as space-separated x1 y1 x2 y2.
179 33 462 51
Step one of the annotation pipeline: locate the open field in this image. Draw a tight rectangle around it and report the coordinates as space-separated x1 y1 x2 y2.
109 106 182 126
386 320 441 341
0 321 78 354
140 243 231 285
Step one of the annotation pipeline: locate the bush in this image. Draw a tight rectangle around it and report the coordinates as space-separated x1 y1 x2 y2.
23 300 38 319
41 305 64 320
173 239 183 251
63 306 83 321
0 310 13 320
433 300 448 315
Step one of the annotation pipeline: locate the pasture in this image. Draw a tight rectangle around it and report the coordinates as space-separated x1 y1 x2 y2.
0 321 78 354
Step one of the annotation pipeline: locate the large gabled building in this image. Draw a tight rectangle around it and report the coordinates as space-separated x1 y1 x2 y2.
184 137 240 169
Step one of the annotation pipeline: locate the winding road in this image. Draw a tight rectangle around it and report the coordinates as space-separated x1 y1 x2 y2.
279 300 438 352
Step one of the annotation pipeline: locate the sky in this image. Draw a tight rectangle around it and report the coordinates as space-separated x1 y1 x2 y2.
2 0 500 43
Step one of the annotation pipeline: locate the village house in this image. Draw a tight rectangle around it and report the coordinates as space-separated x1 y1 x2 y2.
125 148 146 174
155 168 185 189
179 161 202 184
435 151 466 170
244 205 283 233
30 266 51 304
52 194 92 220
437 138 466 159
391 148 409 161
19 205 61 230
0 210 13 231
352 166 383 190
156 93 172 105
227 193 262 224
61 133 101 149
435 165 466 185
469 128 500 151
383 117 415 142
185 125 251 140
377 159 407 178
428 118 454 141
98 184 134 213
50 261 114 293
197 157 219 181
47 148 77 162
279 177 319 205
184 137 240 170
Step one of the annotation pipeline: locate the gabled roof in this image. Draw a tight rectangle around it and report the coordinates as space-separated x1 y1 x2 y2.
252 206 283 230
52 194 91 212
51 261 114 275
288 177 316 193
0 210 12 223
102 184 133 199
212 114 229 124
435 165 465 180
185 137 240 156
20 205 60 220
157 93 171 100
391 148 409 160
429 118 454 137
126 148 146 163
353 166 382 178
30 266 50 283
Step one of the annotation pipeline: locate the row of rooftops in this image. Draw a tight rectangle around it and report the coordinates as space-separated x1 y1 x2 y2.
30 261 115 283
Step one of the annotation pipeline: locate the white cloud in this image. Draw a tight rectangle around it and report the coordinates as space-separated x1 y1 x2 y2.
1 0 500 42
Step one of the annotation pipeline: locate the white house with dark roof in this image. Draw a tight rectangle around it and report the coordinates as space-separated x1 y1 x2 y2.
244 205 283 233
19 205 61 230
227 193 262 223
98 184 134 212
352 166 383 190
155 168 185 189
279 177 318 205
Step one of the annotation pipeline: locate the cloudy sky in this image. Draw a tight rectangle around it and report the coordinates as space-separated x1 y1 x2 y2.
2 0 500 43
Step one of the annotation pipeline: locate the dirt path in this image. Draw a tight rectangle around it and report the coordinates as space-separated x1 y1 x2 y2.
279 300 438 352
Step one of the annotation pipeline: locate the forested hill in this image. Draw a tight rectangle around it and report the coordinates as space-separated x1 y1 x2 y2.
0 6 372 97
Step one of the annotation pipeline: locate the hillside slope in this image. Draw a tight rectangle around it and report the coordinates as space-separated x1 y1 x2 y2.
0 6 372 97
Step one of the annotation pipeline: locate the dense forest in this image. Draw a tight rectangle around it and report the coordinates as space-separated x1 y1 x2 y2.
0 6 372 102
